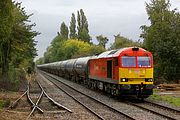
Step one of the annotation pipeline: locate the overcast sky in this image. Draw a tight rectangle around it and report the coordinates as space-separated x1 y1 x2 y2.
15 0 180 60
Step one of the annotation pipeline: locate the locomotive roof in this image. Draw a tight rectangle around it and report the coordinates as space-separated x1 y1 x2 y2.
96 47 147 59
37 47 149 67
97 48 123 58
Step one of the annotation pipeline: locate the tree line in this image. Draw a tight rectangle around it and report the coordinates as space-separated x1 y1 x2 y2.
36 9 140 64
140 0 180 82
37 0 180 83
0 0 38 90
57 9 91 43
1 0 178 86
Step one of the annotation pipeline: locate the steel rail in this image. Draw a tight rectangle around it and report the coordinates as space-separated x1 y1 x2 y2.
44 75 105 120
127 102 177 120
10 90 28 109
41 71 135 120
26 83 44 120
2 77 72 120
145 100 180 114
26 83 44 113
36 79 72 113
0 88 28 115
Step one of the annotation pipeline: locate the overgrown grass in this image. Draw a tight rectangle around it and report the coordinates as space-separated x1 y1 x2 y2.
8 68 21 91
0 100 10 109
150 93 180 106
0 67 23 91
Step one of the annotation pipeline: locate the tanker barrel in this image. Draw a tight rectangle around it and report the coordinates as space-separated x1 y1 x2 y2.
74 57 91 75
61 60 68 72
66 59 77 74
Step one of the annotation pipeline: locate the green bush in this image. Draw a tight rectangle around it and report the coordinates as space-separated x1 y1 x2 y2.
0 99 10 109
0 67 24 91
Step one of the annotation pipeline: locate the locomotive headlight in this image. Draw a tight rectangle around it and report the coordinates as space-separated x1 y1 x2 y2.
121 78 128 82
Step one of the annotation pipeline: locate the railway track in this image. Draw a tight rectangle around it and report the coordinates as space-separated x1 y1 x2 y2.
144 100 180 114
26 82 43 119
9 79 72 120
41 71 135 120
41 71 180 120
126 100 180 120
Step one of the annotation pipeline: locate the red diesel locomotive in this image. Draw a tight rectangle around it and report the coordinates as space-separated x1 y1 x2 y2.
37 47 154 99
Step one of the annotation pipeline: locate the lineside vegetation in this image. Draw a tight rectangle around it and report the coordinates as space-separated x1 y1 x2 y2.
0 0 39 90
37 1 180 83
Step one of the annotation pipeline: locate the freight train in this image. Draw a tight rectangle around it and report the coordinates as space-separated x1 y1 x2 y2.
37 47 154 99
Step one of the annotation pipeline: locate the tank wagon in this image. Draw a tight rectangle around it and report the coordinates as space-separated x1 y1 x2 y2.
37 47 154 99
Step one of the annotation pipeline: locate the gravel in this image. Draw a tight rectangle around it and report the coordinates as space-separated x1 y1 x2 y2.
37 73 99 120
43 72 167 120
1 71 179 120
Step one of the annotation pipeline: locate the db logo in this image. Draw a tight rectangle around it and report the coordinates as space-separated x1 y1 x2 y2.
134 69 140 74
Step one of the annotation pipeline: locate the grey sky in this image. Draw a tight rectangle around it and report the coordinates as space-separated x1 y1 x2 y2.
15 0 180 60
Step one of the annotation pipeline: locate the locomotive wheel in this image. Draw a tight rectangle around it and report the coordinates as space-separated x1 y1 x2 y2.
111 89 118 96
104 84 111 94
92 81 97 89
111 89 114 96
87 80 92 88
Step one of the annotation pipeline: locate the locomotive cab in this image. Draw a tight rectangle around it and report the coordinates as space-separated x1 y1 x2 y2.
88 47 154 99
118 47 154 98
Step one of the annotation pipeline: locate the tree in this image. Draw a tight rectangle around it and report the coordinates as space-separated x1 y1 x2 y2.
77 9 91 43
35 57 44 65
50 35 66 62
61 39 105 59
59 22 69 40
96 35 109 48
69 13 77 39
140 0 180 82
140 0 171 52
44 46 53 63
10 2 39 70
42 35 67 63
0 0 14 81
0 1 38 90
110 34 141 49
37 39 105 63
